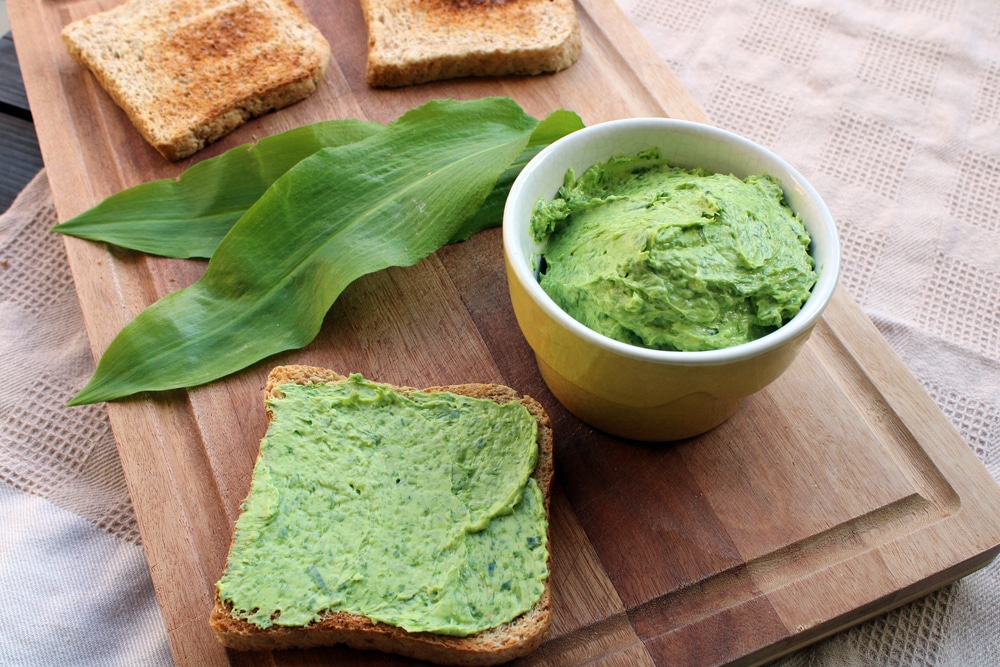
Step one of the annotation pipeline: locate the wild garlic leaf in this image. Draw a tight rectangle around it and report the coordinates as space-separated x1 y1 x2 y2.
54 109 584 258
53 119 385 258
68 97 551 405
447 109 585 244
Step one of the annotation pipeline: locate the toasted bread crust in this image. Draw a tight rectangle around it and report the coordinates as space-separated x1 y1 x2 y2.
361 0 582 87
210 365 555 665
62 0 330 160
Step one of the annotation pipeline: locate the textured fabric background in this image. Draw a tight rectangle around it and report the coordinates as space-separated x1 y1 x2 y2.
1 0 997 664
0 172 173 665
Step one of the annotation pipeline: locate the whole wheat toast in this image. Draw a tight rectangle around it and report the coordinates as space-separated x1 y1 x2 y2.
61 0 330 160
360 0 582 87
209 365 555 665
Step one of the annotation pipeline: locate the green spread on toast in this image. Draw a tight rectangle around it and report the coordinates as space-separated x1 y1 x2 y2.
532 149 817 351
215 374 548 635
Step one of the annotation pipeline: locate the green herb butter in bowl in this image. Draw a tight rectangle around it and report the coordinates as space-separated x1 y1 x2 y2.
503 118 840 441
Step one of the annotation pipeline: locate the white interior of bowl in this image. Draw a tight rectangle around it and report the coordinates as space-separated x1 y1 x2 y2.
503 118 842 366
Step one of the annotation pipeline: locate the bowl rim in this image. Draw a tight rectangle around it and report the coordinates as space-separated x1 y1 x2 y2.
502 117 842 367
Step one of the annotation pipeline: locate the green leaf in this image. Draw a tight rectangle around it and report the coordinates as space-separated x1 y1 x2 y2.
68 97 544 405
54 110 584 258
53 119 385 258
447 109 585 244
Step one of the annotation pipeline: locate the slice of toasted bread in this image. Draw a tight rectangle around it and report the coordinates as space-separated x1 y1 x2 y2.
61 0 330 160
360 0 582 88
209 365 555 665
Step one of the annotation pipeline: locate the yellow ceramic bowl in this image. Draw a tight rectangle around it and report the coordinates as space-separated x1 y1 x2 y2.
502 119 841 441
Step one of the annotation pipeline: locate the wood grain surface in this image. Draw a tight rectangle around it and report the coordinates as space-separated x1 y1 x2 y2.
10 0 1000 665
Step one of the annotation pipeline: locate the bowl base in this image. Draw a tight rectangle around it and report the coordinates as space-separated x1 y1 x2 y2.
536 356 742 441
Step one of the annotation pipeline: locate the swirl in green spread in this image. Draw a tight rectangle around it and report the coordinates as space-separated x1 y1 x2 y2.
531 149 818 351
216 375 548 635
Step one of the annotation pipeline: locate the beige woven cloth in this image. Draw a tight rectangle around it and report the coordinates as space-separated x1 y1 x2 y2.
0 171 173 665
1 0 998 664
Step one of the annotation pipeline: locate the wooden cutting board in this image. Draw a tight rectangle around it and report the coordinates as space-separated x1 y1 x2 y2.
11 0 1000 664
